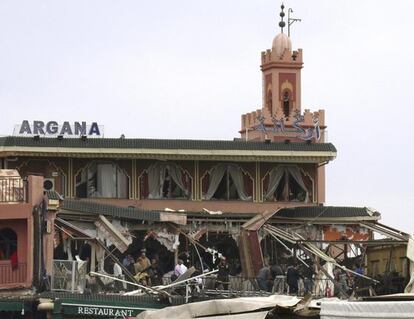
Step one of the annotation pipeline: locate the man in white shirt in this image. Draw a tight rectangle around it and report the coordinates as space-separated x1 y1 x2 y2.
174 259 188 278
113 262 123 277
113 262 125 291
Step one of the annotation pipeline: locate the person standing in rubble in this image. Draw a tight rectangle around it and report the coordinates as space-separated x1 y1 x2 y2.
179 251 191 267
286 263 300 295
353 263 364 290
112 260 125 292
257 264 273 292
302 263 314 295
147 258 163 286
122 254 135 274
134 248 151 274
215 257 230 290
172 259 188 281
271 263 286 294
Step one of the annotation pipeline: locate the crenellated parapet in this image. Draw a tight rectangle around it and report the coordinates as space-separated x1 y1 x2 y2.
261 48 303 66
240 107 326 142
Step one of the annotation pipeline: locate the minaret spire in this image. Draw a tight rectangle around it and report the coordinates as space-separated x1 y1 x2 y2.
278 4 286 33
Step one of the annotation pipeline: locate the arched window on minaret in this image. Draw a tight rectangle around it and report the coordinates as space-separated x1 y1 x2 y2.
267 90 273 114
283 90 291 118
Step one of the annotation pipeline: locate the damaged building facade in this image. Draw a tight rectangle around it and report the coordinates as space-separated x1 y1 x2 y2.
0 7 411 319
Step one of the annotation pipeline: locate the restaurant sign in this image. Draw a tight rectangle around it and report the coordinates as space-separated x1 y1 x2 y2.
13 120 103 138
62 303 144 317
76 306 134 317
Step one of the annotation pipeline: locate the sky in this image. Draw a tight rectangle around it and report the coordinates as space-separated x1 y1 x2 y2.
1 0 413 232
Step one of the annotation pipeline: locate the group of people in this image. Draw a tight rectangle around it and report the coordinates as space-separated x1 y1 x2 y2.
256 263 311 294
120 249 203 289
256 261 365 296
121 249 164 287
115 248 367 297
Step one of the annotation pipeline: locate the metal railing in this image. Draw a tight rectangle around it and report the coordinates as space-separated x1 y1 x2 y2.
51 260 83 292
0 177 26 203
197 275 346 297
0 262 27 285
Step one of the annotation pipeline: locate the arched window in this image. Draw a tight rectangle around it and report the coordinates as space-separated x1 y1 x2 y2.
283 90 291 117
75 161 129 198
267 90 273 114
0 228 17 260
140 162 192 199
203 164 252 201
263 165 311 202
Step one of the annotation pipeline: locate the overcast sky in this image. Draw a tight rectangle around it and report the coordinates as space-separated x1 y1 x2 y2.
1 1 413 232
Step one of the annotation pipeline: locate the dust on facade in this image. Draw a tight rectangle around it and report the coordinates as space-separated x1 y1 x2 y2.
0 4 412 319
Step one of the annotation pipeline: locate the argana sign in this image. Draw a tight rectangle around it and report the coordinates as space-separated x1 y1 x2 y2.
13 120 104 138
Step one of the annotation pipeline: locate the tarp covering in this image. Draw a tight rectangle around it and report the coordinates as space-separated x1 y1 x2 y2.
320 301 414 319
197 311 268 319
136 295 301 319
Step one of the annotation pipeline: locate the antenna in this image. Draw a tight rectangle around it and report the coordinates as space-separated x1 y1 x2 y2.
287 8 301 37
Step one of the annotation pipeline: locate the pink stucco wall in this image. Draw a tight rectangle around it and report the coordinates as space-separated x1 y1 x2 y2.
0 207 32 288
0 175 44 289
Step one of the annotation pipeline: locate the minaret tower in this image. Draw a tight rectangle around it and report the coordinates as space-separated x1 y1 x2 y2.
261 4 303 119
241 5 325 142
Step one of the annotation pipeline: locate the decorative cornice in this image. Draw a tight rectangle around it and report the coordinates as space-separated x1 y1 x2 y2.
0 147 336 163
261 62 303 71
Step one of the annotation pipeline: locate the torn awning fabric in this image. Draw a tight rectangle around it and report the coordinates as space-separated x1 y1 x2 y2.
94 215 132 253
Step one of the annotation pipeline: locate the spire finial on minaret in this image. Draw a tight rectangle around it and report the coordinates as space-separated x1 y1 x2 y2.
278 3 286 33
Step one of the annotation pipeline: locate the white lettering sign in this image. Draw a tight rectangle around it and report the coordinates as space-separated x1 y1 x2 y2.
13 120 104 138
77 306 134 317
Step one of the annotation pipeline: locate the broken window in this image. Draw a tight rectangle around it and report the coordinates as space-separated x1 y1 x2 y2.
0 228 17 260
203 164 252 201
75 162 129 198
142 162 191 199
264 165 310 202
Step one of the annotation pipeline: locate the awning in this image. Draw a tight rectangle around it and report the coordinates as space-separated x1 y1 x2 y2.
60 199 187 225
241 209 281 231
95 215 132 253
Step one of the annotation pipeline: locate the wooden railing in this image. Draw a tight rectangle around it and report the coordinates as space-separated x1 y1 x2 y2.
0 177 26 203
0 262 27 285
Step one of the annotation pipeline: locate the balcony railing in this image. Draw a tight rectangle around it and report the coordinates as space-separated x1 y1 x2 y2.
51 260 83 292
0 177 26 203
0 262 27 285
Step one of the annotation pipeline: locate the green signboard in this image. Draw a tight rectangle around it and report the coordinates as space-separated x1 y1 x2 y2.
0 301 25 312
